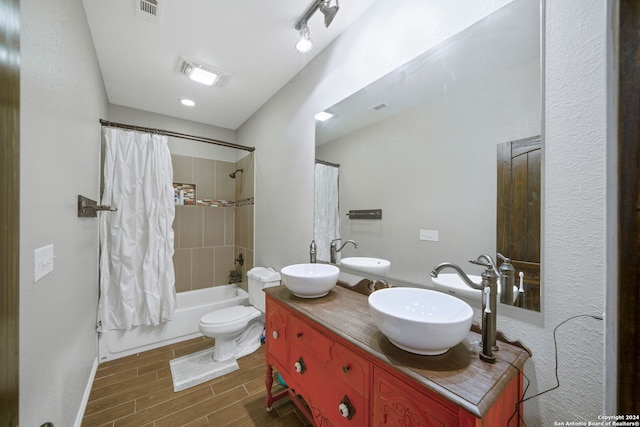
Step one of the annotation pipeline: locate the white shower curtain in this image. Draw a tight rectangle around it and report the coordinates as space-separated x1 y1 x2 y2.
314 162 340 262
98 127 176 330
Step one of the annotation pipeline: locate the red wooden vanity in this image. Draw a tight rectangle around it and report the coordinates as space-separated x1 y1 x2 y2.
264 285 529 426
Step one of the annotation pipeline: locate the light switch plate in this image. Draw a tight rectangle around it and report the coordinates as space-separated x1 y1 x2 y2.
34 244 54 282
419 229 439 242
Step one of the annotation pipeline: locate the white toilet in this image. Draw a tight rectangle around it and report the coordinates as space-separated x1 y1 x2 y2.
199 267 281 362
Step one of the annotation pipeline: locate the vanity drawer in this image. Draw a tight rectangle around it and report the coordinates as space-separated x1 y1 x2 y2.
308 376 368 426
287 315 331 389
288 342 368 426
289 314 334 362
288 313 369 425
328 338 369 396
289 312 370 395
265 297 288 370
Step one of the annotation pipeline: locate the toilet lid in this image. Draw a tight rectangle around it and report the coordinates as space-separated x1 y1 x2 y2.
201 306 255 325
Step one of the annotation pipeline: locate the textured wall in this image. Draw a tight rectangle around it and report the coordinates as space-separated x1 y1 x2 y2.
19 0 108 424
516 0 607 422
240 0 608 424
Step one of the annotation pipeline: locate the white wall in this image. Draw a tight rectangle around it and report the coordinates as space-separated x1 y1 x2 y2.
19 0 108 425
239 0 607 424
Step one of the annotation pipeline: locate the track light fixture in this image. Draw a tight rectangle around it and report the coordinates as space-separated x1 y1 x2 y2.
318 0 340 28
294 0 340 52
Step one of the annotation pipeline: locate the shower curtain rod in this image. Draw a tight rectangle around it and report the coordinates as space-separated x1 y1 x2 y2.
315 159 340 168
99 119 255 152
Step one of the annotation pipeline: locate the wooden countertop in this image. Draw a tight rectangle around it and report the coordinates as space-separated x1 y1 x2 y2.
265 285 529 418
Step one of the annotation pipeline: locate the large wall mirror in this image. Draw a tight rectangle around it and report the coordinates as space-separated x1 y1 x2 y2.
314 0 542 312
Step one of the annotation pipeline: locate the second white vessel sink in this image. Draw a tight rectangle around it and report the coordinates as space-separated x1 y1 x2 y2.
340 257 390 275
280 263 340 298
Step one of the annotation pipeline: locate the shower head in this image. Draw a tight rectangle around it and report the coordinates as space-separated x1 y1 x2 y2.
229 169 243 179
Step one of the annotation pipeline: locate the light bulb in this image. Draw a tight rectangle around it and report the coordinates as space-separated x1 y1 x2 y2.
296 25 313 53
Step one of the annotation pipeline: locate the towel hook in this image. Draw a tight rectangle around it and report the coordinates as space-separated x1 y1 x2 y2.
78 195 117 217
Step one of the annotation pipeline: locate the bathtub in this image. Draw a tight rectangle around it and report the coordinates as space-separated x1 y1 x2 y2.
98 284 249 362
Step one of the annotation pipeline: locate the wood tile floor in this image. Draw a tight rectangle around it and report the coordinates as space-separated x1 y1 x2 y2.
81 337 312 427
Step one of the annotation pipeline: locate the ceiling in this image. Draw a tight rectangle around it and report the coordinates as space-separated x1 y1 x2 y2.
82 0 378 131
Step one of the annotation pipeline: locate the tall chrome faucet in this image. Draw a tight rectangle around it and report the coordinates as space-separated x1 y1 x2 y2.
430 257 499 351
330 238 358 264
473 254 499 276
309 240 317 263
430 262 484 290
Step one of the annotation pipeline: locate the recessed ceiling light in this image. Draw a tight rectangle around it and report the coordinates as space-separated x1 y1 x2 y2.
180 98 196 107
315 111 334 121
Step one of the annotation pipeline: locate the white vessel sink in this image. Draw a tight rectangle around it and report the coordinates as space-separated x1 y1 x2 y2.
430 273 518 304
368 287 472 355
280 263 340 298
341 257 391 275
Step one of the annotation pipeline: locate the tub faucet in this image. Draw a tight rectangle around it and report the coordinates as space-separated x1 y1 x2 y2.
330 238 358 264
430 258 499 351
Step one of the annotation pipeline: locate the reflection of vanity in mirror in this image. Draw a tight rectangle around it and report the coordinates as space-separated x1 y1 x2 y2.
314 0 542 312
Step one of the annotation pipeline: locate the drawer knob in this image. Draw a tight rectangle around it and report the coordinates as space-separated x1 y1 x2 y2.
339 403 350 418
296 332 303 338
272 331 279 339
294 357 306 374
342 365 350 373
338 395 355 420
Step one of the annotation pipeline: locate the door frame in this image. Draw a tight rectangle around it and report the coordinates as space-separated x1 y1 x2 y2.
616 0 640 414
0 0 21 424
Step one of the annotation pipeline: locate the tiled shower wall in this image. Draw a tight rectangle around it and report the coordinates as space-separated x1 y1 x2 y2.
171 153 254 293
233 153 255 293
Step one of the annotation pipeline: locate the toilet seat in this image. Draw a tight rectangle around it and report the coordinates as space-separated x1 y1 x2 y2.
201 306 258 324
199 305 261 337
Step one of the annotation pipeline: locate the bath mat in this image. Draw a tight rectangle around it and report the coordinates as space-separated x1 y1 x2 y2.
169 348 239 392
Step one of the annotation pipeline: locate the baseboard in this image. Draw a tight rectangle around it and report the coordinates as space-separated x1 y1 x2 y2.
74 357 99 427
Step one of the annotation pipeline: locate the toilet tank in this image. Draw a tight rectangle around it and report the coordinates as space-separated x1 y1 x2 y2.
247 267 281 312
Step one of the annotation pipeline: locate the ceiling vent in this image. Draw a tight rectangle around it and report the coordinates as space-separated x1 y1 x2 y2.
369 103 388 111
136 0 163 24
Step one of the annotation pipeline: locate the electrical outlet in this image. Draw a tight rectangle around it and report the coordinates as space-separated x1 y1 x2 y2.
419 229 439 242
34 244 55 282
